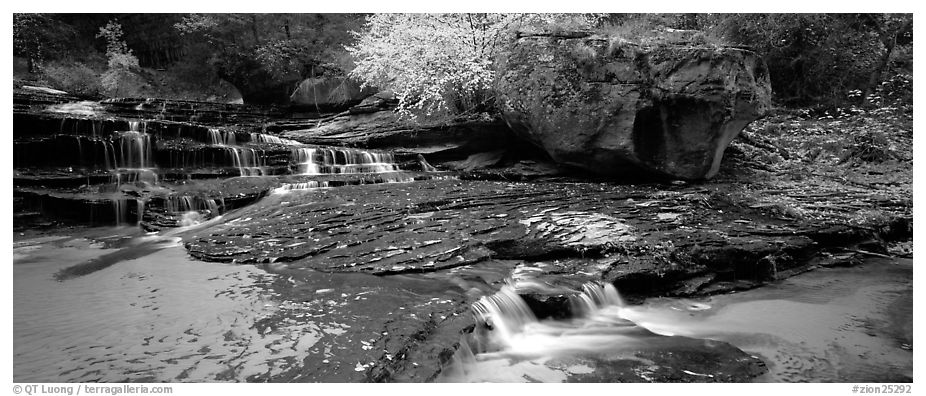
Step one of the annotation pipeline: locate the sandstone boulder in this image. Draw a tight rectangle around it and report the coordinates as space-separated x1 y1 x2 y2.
289 76 375 111
495 32 772 180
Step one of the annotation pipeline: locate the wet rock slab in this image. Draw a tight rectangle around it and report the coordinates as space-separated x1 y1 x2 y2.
559 336 767 382
184 177 910 298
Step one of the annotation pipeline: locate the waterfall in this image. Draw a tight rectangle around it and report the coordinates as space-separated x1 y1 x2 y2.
100 141 115 170
291 148 320 175
472 286 538 344
272 181 330 194
128 121 146 133
291 147 401 175
75 136 83 167
115 131 152 168
440 281 640 381
101 129 158 185
112 169 158 185
166 196 196 213
113 199 127 225
207 128 236 146
250 133 300 146
112 198 143 225
228 147 266 176
418 154 438 172
166 195 225 215
570 282 625 316
204 198 222 214
136 199 145 226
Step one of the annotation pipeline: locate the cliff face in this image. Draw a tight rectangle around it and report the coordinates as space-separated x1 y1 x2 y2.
495 32 773 180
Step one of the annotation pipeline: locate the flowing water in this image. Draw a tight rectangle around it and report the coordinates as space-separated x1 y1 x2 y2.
14 217 911 383
14 99 913 383
13 225 392 382
14 232 280 382
438 258 913 383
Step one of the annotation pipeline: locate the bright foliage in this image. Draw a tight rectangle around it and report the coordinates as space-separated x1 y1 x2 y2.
347 14 599 120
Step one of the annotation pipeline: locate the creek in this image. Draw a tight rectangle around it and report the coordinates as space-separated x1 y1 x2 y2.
12 96 913 383
13 219 912 382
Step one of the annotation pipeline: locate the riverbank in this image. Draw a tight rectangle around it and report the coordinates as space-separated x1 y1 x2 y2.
12 89 912 382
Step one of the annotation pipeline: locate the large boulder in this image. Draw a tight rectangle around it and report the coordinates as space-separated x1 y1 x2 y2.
495 32 772 180
289 76 375 111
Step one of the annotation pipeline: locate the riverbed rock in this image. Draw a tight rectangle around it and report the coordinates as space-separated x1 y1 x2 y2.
289 76 375 111
279 109 558 174
495 31 773 180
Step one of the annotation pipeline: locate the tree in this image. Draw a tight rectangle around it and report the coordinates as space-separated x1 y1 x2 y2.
174 13 363 104
13 13 76 73
859 14 913 104
97 20 142 97
347 13 601 120
703 13 912 107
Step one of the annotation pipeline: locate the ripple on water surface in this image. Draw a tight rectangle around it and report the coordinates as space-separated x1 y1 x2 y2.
13 233 327 382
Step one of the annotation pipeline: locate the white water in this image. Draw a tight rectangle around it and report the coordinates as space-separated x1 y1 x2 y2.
272 181 331 194
103 124 158 185
443 259 913 383
250 133 302 146
46 101 102 116
291 147 401 175
206 128 237 146
227 147 267 176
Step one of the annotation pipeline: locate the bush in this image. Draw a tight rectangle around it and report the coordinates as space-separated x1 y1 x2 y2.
96 20 143 97
347 13 601 121
100 68 147 97
41 62 103 96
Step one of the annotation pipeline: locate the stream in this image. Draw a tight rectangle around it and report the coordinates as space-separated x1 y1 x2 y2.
12 96 913 383
13 218 912 383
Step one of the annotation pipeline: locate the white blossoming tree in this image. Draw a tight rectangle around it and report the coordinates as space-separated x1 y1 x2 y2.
347 13 599 120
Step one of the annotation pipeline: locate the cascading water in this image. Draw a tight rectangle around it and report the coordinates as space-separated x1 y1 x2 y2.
110 129 158 184
291 148 320 175
228 147 267 177
570 281 625 316
291 147 401 175
171 196 224 226
439 281 649 382
273 181 331 193
112 197 145 226
116 131 151 168
250 133 301 146
165 195 225 215
207 128 237 146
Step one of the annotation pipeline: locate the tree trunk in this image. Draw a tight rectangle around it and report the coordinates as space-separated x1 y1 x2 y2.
250 15 261 45
863 18 912 105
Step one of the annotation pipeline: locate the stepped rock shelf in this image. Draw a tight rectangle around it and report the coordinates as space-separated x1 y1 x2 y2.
13 93 443 231
13 87 911 382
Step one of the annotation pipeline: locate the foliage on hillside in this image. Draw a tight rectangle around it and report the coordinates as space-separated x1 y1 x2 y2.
174 14 363 95
11 13 914 113
347 13 600 120
597 14 913 109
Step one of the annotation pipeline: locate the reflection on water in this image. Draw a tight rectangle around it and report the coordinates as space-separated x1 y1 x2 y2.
13 233 318 382
13 225 912 383
624 258 914 383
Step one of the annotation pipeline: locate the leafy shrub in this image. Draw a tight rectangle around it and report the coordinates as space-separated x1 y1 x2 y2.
40 62 103 96
96 20 143 97
841 129 897 164
347 13 601 121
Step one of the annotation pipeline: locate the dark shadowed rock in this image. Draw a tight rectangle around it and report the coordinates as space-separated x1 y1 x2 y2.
561 336 768 382
289 76 375 112
495 32 773 180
